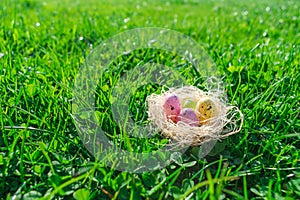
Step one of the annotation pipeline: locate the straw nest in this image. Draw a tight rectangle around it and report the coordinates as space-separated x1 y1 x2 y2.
147 86 243 146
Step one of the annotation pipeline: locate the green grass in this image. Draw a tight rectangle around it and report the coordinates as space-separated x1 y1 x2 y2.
0 0 299 199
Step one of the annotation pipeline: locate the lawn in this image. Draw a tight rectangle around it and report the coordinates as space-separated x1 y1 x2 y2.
0 0 299 199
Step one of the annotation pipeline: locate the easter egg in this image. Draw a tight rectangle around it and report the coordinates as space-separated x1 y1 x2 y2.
163 94 181 123
178 108 199 127
182 99 197 109
196 97 220 124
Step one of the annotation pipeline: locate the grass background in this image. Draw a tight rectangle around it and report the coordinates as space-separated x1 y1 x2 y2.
0 0 299 199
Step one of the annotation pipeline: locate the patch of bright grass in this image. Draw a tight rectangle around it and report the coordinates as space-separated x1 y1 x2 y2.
0 0 299 199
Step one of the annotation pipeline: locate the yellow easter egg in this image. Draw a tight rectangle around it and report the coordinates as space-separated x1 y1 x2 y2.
196 97 220 124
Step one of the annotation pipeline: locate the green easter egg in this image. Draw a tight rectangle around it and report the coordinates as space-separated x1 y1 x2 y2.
183 99 196 109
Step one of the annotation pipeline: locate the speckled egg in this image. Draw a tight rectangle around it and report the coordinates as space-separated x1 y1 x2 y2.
196 97 220 124
163 94 181 123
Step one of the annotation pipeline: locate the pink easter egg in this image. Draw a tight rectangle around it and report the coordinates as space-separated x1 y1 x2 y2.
163 94 181 123
178 108 199 127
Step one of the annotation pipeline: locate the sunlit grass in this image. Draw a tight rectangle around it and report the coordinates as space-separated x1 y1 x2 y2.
0 0 299 199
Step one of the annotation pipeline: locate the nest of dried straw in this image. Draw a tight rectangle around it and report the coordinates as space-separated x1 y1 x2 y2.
147 86 243 146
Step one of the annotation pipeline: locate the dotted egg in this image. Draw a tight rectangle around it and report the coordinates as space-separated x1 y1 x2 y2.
196 97 220 124
163 94 181 123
